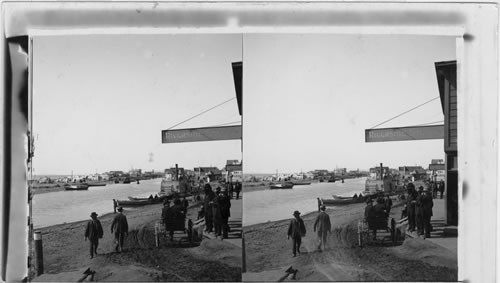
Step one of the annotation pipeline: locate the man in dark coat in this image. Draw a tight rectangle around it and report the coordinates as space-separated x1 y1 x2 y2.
439 181 445 199
85 212 103 259
313 205 331 251
111 207 129 252
384 195 393 214
219 188 232 239
212 192 223 237
415 186 425 236
182 196 189 214
287 210 306 257
167 199 186 240
371 197 388 239
203 184 216 233
364 198 374 222
235 181 241 200
419 187 434 238
406 183 418 232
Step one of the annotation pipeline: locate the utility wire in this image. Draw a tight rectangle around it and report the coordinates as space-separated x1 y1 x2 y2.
210 121 242 127
167 97 236 130
370 96 440 129
410 120 444 127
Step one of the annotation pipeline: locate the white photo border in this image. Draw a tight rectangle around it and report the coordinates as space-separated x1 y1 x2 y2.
1 2 497 282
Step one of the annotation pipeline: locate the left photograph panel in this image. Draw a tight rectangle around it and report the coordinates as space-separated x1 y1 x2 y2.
30 34 242 282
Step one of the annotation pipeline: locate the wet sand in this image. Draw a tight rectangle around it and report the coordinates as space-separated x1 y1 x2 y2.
243 200 457 281
33 200 241 282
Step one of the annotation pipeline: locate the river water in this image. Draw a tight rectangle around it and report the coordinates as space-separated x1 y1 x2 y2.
243 177 367 226
32 179 163 228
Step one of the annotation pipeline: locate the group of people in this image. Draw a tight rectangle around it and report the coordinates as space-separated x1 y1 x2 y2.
161 197 190 240
430 180 445 199
225 181 242 200
401 183 434 238
203 183 232 239
364 194 393 239
84 206 129 259
286 205 332 257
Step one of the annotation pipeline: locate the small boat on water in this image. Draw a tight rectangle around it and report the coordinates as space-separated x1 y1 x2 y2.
270 183 294 189
65 183 89 190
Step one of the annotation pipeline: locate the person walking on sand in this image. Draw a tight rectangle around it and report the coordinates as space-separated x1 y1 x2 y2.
313 205 331 251
85 212 103 259
287 210 306 257
111 207 129 253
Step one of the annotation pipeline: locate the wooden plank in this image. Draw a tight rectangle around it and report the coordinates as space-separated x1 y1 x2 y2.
162 125 241 143
365 125 444 142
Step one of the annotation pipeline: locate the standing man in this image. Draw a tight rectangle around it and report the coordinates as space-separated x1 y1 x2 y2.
384 194 393 214
85 212 103 259
313 205 331 251
287 210 306 257
182 196 189 214
212 192 223 238
415 186 425 237
439 181 445 199
111 207 129 253
219 188 232 239
203 184 216 233
406 183 418 232
235 181 241 200
421 187 434 238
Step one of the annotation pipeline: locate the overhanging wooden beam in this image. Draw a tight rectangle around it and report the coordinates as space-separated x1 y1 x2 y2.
365 125 444 142
162 125 242 143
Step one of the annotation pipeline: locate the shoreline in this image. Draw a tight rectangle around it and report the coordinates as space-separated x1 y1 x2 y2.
243 200 457 282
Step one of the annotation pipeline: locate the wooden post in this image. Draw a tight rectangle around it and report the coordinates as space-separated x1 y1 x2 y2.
113 199 117 213
34 231 43 276
242 234 247 273
317 198 321 212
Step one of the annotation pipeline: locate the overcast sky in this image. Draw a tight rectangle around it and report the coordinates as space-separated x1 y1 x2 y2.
243 34 456 174
33 34 242 175
33 33 455 176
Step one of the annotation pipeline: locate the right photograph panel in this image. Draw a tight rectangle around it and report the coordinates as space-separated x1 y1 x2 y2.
242 34 458 282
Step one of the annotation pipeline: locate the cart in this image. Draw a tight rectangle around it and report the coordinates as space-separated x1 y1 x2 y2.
155 208 194 246
358 215 396 247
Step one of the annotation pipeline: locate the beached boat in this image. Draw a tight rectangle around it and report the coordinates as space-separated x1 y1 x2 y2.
291 180 311 186
318 197 364 206
127 195 164 201
87 182 107 187
64 183 89 190
270 183 294 189
115 199 152 207
115 197 164 207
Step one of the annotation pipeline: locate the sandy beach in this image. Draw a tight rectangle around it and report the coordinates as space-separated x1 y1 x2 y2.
32 200 241 282
243 200 457 281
